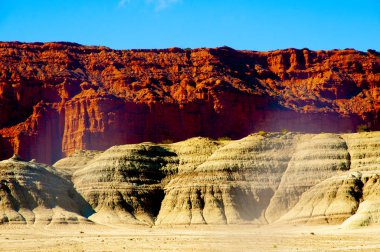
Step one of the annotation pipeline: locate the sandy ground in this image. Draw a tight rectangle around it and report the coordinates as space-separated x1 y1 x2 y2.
0 224 380 252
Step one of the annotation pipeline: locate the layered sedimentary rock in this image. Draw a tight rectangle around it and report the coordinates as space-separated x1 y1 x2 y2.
278 173 363 224
265 134 351 222
53 150 101 178
155 132 380 226
278 171 380 228
72 143 178 225
1 132 380 227
0 42 379 163
0 155 92 224
156 133 298 225
167 137 226 173
342 172 380 227
340 132 380 227
342 132 380 171
266 132 380 226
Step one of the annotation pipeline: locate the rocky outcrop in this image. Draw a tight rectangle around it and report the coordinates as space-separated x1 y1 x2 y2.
278 173 362 224
342 132 380 171
0 132 380 227
0 155 92 224
68 132 380 226
340 132 380 227
265 133 351 222
0 42 379 163
156 133 298 225
53 150 101 178
72 143 178 225
278 170 380 228
342 172 380 228
167 137 226 173
154 131 380 226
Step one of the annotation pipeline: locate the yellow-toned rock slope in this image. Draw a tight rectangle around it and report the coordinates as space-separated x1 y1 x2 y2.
1 132 379 228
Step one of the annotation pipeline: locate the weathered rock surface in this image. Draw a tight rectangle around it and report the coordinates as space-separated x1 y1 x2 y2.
342 132 380 171
0 42 379 163
167 137 226 173
342 172 380 228
265 133 351 222
278 170 380 228
72 143 178 225
53 150 101 178
1 132 380 227
67 132 380 226
0 155 92 224
278 173 362 224
156 133 298 225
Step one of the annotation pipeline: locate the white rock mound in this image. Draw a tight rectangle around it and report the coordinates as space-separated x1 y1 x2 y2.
53 150 101 178
168 137 225 173
0 155 92 224
278 173 362 224
342 172 380 228
265 133 351 223
156 133 298 225
73 143 178 225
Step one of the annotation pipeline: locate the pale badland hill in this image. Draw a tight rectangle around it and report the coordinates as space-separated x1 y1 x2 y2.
0 131 379 229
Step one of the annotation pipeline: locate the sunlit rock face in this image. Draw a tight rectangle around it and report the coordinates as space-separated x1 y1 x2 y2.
0 132 380 227
0 155 92 224
156 133 298 225
267 132 380 226
342 132 380 172
53 150 101 178
0 42 379 164
265 133 351 222
72 143 179 225
278 173 363 225
278 170 380 228
342 172 380 228
154 132 380 226
338 132 380 228
167 137 226 174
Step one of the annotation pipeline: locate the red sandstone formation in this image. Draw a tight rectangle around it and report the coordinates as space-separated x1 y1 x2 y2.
0 42 379 163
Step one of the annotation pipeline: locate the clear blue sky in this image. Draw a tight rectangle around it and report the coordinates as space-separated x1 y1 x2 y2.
0 0 379 51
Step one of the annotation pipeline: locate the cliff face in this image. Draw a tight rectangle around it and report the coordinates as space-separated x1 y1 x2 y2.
0 42 379 163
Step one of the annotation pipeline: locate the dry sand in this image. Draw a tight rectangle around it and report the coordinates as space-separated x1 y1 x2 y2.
0 224 380 251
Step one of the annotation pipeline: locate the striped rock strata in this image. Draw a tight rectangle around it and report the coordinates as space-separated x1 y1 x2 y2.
0 155 92 224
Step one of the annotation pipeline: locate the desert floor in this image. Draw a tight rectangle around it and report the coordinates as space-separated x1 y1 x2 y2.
0 224 380 252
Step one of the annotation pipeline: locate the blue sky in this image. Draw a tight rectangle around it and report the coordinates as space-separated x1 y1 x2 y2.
0 0 379 51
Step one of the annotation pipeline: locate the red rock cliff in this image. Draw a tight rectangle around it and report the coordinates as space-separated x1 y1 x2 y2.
0 42 379 163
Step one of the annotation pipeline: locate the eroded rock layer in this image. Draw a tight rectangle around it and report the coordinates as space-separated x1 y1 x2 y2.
342 132 380 171
156 133 298 225
0 155 92 224
1 132 380 227
278 173 363 224
167 137 226 173
0 42 379 163
72 143 178 225
53 150 101 178
341 172 380 228
265 134 351 222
